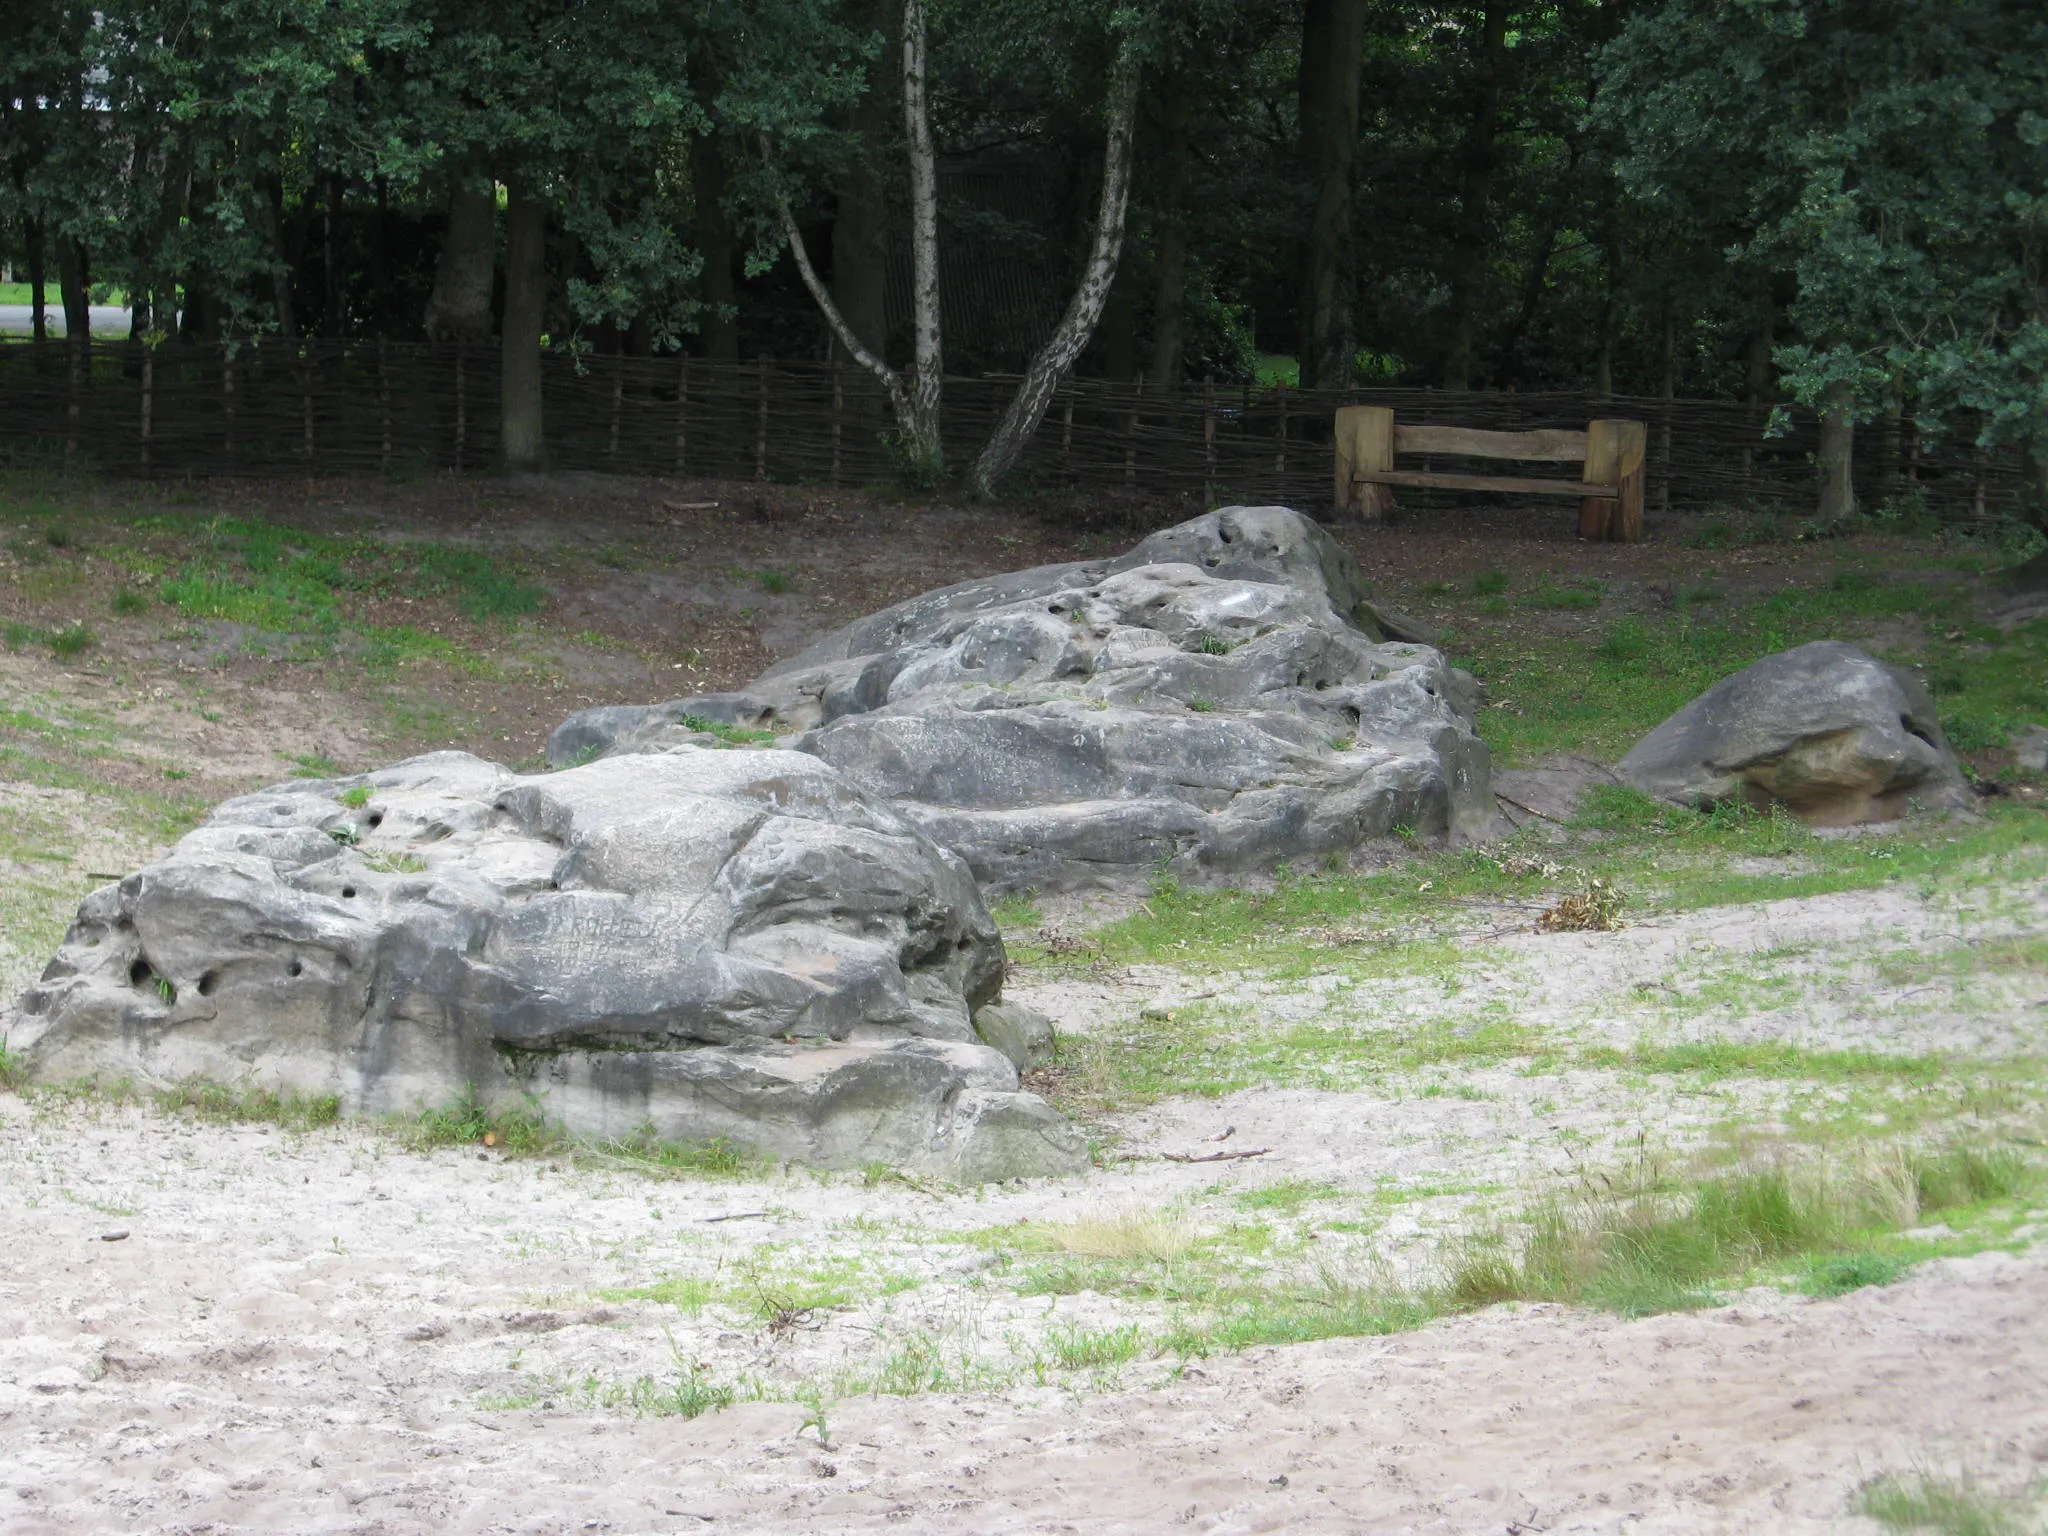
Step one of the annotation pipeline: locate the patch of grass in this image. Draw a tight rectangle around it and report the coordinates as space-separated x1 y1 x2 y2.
1529 579 1603 611
0 1040 23 1089
1444 1138 2039 1319
1049 1323 1143 1371
152 1079 343 1130
1857 1474 2036 1536
588 1125 757 1179
678 713 779 747
1234 1178 1341 1214
403 1088 562 1154
749 568 793 595
1473 568 1509 596
363 851 427 874
601 1276 717 1313
414 544 545 619
1800 1250 1903 1297
110 588 150 616
1581 1039 1950 1086
337 785 372 809
988 892 1044 930
1047 1207 1195 1263
1196 633 1236 656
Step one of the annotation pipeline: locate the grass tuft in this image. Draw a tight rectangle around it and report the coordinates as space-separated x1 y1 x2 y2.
1049 1207 1195 1263
1857 1474 2035 1536
153 1079 343 1129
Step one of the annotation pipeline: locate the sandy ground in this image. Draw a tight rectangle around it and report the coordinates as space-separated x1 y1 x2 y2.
3 1084 2043 1534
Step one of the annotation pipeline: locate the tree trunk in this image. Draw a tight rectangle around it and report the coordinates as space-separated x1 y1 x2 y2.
968 35 1143 498
1299 0 1367 390
26 217 47 342
1443 0 1508 390
424 176 497 344
1816 377 1855 521
500 185 547 472
1147 82 1193 387
901 0 943 464
776 0 944 473
324 174 346 338
692 131 740 360
831 0 894 361
1101 275 1136 379
260 174 297 338
57 236 90 338
1744 321 1774 404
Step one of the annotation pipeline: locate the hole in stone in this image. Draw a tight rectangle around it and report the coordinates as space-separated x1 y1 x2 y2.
288 959 304 977
341 885 357 899
128 958 154 987
197 971 218 997
365 812 384 829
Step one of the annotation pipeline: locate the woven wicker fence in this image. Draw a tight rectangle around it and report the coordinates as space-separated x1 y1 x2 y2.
0 338 2030 521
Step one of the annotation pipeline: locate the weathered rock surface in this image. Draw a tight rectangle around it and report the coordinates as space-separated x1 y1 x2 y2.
550 507 1495 891
5 750 1087 1180
1617 641 1973 824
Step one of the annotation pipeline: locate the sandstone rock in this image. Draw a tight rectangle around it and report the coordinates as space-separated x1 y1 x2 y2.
971 1003 1056 1073
2014 725 2048 775
5 749 1087 1180
550 507 1494 891
1617 641 1973 824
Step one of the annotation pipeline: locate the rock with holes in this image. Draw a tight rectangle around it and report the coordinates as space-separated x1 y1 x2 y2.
548 506 1495 891
3 749 1087 1180
1616 640 1973 824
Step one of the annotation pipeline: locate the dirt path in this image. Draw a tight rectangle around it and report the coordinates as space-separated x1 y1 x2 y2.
3 1105 2039 1536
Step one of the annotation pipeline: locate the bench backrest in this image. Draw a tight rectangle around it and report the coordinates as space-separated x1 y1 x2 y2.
1391 424 1587 463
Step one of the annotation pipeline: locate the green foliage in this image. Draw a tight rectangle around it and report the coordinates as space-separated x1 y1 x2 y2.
404 1087 559 1154
1445 1139 2041 1320
153 1079 343 1129
1857 1475 2035 1536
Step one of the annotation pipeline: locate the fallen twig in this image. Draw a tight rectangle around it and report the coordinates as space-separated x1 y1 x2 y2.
1162 1147 1269 1164
703 1210 771 1223
1495 791 1568 826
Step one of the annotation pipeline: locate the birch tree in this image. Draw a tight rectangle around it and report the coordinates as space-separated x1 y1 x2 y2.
778 0 944 479
966 32 1142 498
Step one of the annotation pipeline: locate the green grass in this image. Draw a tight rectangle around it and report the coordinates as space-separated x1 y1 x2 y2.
1444 1140 2038 1319
1441 541 2048 762
152 1080 343 1130
1049 1323 1143 1370
678 713 779 747
1858 1474 2038 1536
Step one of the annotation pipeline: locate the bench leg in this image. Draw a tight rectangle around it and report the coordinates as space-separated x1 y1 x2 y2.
1613 422 1647 541
1334 405 1394 523
1581 419 1620 539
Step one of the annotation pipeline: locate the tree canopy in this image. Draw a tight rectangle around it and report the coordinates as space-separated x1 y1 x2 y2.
1 0 2041 490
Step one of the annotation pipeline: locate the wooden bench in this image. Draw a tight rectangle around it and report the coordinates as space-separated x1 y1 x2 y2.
1333 405 1647 541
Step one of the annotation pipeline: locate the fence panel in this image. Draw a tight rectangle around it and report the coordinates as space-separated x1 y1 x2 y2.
0 339 2030 523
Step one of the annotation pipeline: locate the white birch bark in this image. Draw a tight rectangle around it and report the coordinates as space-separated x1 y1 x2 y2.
968 36 1142 499
778 0 944 471
901 0 943 464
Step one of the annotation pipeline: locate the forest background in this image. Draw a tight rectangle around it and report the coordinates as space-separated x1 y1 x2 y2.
1 0 2044 503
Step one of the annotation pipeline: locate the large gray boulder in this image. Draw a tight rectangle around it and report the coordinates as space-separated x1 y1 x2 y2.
1617 641 1973 824
550 507 1495 891
5 750 1086 1181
